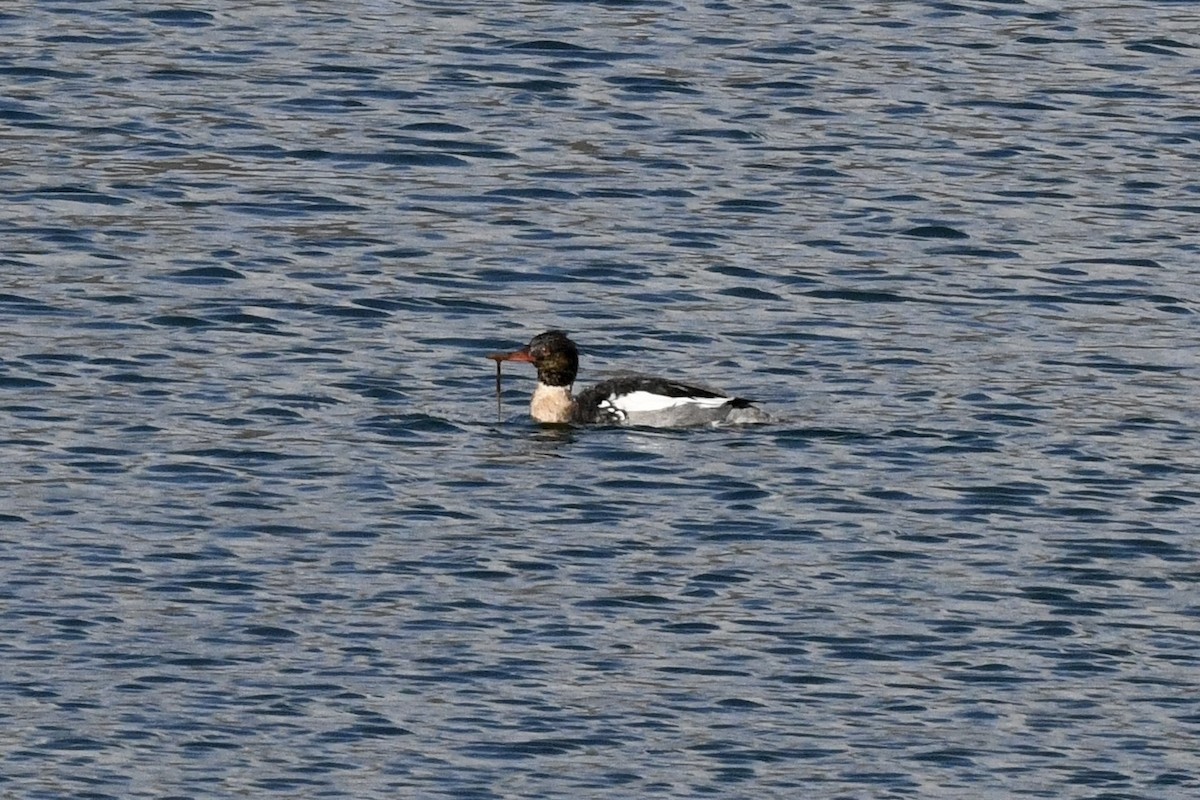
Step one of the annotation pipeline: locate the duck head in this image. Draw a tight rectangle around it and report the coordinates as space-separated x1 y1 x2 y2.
488 330 579 387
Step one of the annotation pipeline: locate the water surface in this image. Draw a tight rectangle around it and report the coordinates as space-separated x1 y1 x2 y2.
2 2 1199 798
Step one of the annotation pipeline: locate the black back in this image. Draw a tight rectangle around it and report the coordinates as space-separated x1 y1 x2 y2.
573 374 752 424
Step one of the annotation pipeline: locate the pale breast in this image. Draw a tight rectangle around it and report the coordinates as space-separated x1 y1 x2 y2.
530 383 574 423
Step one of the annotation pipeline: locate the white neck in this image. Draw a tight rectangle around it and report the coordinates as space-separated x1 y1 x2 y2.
530 382 575 423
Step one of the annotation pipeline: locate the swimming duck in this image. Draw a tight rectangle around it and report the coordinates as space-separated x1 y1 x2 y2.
489 330 770 426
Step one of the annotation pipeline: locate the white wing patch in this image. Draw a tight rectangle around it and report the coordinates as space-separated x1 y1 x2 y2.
602 390 731 415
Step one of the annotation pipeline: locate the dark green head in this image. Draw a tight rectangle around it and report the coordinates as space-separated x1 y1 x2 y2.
488 330 580 387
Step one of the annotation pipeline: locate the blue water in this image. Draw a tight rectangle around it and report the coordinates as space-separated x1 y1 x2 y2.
3 2 1199 798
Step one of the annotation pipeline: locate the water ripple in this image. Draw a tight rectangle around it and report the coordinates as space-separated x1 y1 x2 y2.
2 1 1198 798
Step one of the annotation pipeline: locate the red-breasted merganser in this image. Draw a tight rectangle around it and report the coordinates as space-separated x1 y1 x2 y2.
488 330 770 426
